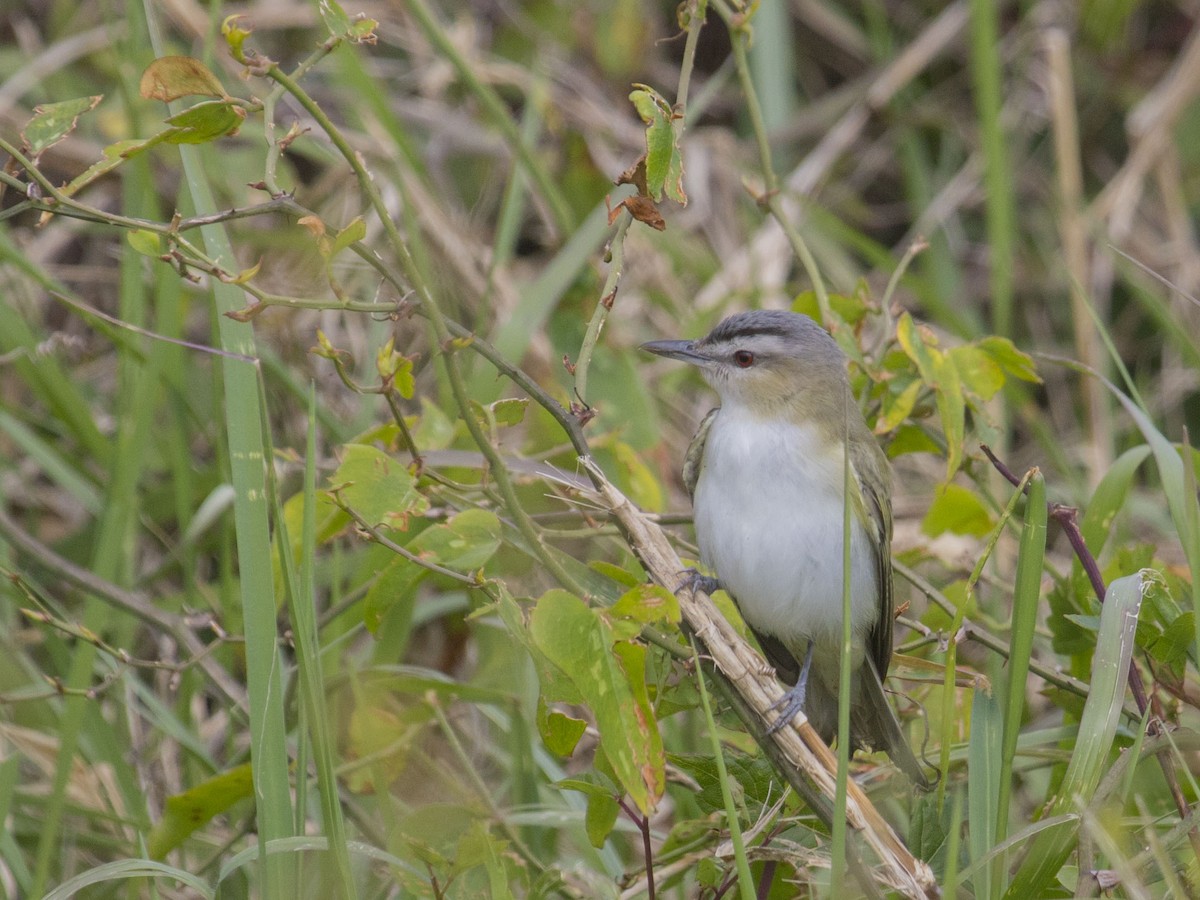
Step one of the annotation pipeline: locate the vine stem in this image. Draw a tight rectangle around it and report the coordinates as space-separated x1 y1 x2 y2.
263 58 588 598
712 0 832 325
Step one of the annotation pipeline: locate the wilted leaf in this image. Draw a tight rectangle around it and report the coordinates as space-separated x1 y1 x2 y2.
140 56 226 102
629 85 685 204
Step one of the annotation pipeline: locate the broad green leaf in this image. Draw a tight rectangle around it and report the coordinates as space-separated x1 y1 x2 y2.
886 423 941 457
22 96 102 161
411 508 502 570
140 56 226 102
977 335 1041 383
536 696 586 756
611 583 680 624
146 764 254 858
585 792 621 848
161 101 245 143
949 345 1005 401
922 483 994 537
530 590 664 812
1146 611 1194 666
331 443 428 529
490 398 529 428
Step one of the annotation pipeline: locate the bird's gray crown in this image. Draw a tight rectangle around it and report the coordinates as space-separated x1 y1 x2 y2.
702 310 842 362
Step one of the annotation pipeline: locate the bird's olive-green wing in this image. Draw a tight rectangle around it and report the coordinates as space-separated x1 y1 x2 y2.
682 408 719 500
852 443 895 679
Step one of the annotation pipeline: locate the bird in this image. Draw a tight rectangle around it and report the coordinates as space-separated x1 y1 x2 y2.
641 309 930 786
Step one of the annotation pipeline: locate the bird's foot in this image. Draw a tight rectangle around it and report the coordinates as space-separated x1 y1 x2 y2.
765 680 808 735
764 639 815 736
675 568 721 596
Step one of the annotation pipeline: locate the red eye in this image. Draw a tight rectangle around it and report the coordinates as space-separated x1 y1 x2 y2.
733 350 755 367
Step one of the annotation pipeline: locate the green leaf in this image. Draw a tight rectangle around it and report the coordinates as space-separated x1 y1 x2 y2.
611 583 680 624
896 313 964 479
361 554 422 634
584 792 621 848
949 345 1005 401
530 590 664 812
977 335 1041 383
590 560 644 588
1147 611 1194 666
490 398 529 428
318 0 352 36
1080 445 1152 556
411 508 502 570
612 440 664 512
146 764 254 858
330 443 428 530
629 85 685 204
536 696 587 756
126 229 163 257
329 216 366 256
22 96 102 161
139 56 226 102
886 423 941 457
922 483 994 537
875 379 923 434
161 100 245 143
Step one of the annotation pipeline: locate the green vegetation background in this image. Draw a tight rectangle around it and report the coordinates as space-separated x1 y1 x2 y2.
1 0 1199 897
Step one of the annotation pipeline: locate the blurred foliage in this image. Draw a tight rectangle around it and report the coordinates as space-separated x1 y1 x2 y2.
1 0 1200 897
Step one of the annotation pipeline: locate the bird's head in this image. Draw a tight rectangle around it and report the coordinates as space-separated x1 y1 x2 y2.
640 310 850 418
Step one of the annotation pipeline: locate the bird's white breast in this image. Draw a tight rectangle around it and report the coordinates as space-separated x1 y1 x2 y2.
691 409 879 650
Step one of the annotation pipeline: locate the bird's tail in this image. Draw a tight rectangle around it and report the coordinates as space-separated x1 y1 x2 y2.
858 656 935 790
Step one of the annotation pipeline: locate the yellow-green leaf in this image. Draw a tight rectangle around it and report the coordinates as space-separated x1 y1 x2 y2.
922 483 994 537
126 229 162 257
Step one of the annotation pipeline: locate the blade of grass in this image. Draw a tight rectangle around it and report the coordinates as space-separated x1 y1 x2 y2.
273 386 356 896
968 687 1001 900
1003 572 1144 898
143 1 296 882
693 638 756 900
993 470 1047 893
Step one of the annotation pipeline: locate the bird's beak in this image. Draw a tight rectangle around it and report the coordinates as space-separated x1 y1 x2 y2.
639 339 707 365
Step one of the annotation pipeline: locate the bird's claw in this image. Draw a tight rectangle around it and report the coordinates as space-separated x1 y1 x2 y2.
675 568 721 596
765 682 808 735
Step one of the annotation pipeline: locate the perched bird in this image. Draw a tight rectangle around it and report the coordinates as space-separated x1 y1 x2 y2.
641 309 929 786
